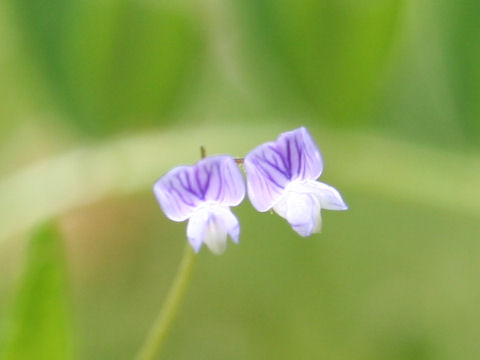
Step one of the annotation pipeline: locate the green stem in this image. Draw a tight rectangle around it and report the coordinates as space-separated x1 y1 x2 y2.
134 243 196 360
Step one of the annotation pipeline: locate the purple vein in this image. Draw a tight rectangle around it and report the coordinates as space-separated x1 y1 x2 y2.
215 162 223 201
167 181 195 207
177 172 200 199
285 138 292 177
253 158 284 189
260 150 289 178
268 145 289 176
294 136 305 179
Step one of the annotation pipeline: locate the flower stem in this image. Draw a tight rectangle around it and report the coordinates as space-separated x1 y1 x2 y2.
133 243 196 360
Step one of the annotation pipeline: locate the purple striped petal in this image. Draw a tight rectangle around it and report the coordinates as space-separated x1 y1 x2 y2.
153 155 245 222
245 127 323 211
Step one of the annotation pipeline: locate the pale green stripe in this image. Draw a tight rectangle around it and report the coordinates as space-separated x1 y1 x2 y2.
1 122 479 242
328 131 480 218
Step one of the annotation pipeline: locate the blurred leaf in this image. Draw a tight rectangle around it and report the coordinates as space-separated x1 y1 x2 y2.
2 221 74 360
240 0 403 125
374 1 480 148
10 0 203 136
8 0 73 88
440 0 480 144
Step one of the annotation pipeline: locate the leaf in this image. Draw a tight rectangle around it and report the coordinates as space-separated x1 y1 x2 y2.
1 221 75 360
239 0 403 125
440 0 480 144
9 0 202 136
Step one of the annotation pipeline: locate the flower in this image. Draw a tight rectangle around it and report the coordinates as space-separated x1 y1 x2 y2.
153 155 245 254
244 127 347 236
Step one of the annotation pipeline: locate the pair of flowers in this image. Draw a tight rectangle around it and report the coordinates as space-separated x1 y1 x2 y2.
154 127 347 254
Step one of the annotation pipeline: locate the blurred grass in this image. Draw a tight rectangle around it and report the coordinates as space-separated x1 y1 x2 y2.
51 187 479 360
238 0 403 125
1 122 479 359
1 0 480 359
7 0 203 136
1 221 74 360
439 0 480 143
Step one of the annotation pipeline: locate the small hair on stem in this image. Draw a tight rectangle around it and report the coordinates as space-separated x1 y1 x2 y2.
200 145 243 165
200 145 206 159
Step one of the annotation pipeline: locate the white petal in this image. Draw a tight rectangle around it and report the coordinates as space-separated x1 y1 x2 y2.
288 180 347 210
213 206 241 243
271 192 288 219
186 210 209 252
273 192 320 237
311 182 348 210
203 215 228 255
187 205 240 255
312 208 322 234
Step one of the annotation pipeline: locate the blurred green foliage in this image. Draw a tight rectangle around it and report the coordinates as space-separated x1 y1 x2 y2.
440 0 480 143
2 0 479 143
10 0 203 135
57 190 479 360
0 0 480 359
239 0 403 125
1 222 74 360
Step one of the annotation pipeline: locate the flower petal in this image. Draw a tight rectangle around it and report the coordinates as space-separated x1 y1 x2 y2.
204 206 240 254
244 157 286 212
212 206 241 244
203 155 245 206
273 192 321 237
303 181 348 210
186 205 240 254
153 155 245 221
245 127 323 211
186 209 209 252
203 214 228 255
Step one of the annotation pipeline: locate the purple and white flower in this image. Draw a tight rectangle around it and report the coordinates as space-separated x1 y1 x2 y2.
245 127 347 237
153 155 245 254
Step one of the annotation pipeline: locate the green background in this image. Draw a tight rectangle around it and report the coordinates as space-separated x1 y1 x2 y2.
0 0 479 359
